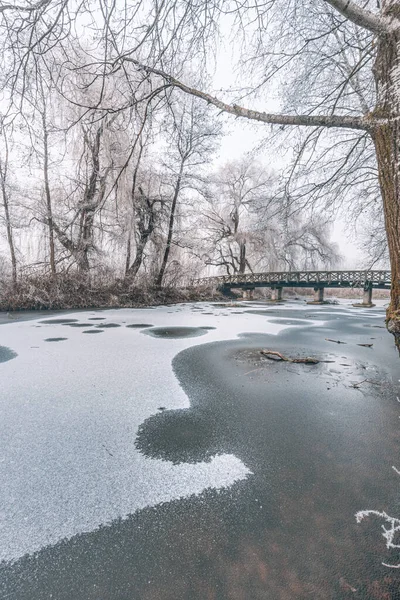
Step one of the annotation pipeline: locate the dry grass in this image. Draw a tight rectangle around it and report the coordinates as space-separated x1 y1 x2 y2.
0 274 224 311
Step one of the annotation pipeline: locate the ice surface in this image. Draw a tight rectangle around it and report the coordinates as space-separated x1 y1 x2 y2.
0 303 323 561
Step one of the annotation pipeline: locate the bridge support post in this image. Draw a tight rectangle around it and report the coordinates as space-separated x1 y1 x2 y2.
314 286 324 303
242 288 255 300
271 287 283 301
363 286 373 305
307 286 326 304
353 284 375 308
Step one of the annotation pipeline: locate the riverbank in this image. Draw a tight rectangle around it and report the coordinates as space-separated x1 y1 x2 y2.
0 274 224 311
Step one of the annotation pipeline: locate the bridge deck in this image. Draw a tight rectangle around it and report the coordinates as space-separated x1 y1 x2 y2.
194 270 391 290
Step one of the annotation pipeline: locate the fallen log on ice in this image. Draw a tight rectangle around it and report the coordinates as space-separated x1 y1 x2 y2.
260 350 320 364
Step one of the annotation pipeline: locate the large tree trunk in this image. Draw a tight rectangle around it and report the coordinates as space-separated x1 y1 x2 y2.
373 14 400 348
42 112 56 276
0 144 17 284
125 146 153 280
155 163 184 287
125 235 132 276
239 241 246 273
128 239 147 278
1 178 17 284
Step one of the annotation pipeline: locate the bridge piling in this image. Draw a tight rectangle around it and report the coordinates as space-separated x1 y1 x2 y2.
314 286 325 303
242 288 255 300
353 284 375 308
271 287 283 302
307 286 326 304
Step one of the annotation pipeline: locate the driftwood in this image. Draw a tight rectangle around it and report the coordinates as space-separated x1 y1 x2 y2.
260 350 320 364
357 343 373 348
325 338 347 344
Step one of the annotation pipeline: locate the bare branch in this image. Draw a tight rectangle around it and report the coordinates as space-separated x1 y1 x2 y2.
0 0 51 13
324 0 389 34
126 60 370 131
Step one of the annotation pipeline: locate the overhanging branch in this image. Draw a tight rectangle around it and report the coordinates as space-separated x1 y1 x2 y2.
0 0 51 12
324 0 389 34
125 59 371 132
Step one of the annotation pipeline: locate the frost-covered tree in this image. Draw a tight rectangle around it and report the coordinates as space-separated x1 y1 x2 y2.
116 0 400 345
2 0 399 345
200 157 339 275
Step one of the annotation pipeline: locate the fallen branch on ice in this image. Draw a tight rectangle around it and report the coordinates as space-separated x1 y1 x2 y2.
356 510 400 569
260 350 320 364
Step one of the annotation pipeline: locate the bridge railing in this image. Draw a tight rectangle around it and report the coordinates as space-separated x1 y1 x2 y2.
193 270 391 287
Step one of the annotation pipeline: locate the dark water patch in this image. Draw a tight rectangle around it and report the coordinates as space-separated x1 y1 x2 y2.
143 327 208 339
126 323 153 329
199 326 216 330
201 312 214 315
88 317 105 321
83 329 104 334
136 410 223 464
44 338 67 342
0 346 17 363
97 323 121 328
40 318 78 325
64 323 94 328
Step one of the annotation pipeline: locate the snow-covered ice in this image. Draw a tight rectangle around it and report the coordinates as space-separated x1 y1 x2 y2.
0 302 323 561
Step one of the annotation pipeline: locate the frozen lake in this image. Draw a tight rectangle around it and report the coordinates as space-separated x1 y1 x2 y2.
1 299 399 599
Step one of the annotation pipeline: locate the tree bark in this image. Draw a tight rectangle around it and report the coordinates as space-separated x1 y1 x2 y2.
74 124 104 275
372 13 400 347
324 0 387 33
125 142 152 279
127 60 369 131
128 238 147 278
1 174 17 283
125 235 131 276
239 241 246 274
42 111 56 276
155 162 184 287
0 141 17 284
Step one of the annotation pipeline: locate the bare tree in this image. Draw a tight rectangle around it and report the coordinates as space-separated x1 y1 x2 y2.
155 98 220 286
0 0 387 318
113 0 400 345
50 116 112 274
200 158 274 275
126 177 164 279
199 157 339 275
0 129 17 282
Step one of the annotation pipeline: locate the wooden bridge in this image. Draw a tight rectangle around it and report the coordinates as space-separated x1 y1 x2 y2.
194 270 391 305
